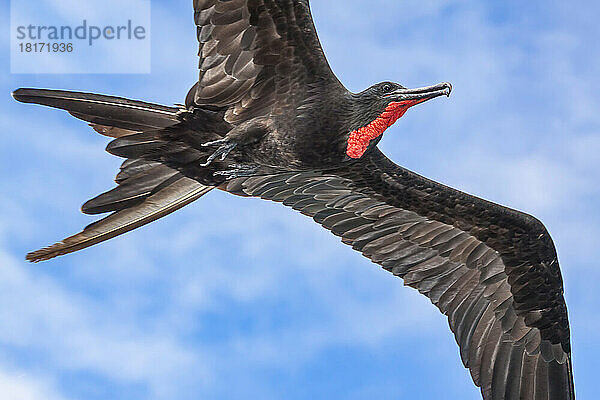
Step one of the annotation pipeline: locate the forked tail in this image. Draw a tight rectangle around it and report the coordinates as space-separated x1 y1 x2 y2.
13 88 216 262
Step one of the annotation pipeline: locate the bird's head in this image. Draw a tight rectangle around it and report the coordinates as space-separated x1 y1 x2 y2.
347 81 452 159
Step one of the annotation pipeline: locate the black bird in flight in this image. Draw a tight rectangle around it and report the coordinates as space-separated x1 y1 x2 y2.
13 1 574 399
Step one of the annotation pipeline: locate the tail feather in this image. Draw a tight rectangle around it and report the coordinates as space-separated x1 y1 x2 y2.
91 124 140 138
105 130 167 158
26 177 213 262
14 87 222 261
82 164 181 215
12 88 182 131
105 129 206 165
115 159 162 184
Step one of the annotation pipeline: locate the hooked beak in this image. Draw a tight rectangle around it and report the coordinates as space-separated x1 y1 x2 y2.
385 82 452 106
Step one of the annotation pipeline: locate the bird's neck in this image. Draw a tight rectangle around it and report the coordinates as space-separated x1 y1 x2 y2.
345 100 411 159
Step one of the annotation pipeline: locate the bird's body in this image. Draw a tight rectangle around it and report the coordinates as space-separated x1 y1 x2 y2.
12 1 574 399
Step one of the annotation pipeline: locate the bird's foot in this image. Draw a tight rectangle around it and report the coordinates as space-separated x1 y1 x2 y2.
200 138 237 167
214 164 258 180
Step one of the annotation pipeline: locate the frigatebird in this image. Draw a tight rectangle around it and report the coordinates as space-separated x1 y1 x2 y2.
12 1 574 399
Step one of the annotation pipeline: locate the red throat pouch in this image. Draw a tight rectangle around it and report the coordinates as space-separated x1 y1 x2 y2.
346 100 421 159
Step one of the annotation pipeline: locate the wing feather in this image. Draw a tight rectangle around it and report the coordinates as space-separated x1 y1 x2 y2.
219 148 574 399
191 0 343 123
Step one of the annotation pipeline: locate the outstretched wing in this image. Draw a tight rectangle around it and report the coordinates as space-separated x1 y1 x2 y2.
221 148 574 400
189 0 343 122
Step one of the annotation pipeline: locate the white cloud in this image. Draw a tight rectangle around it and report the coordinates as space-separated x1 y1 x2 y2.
0 366 67 400
0 250 213 398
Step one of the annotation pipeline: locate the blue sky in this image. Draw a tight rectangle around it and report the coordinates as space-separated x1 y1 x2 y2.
1 1 599 399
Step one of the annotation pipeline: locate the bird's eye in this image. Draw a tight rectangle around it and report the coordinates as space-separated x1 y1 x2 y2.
382 83 393 92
